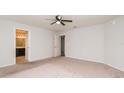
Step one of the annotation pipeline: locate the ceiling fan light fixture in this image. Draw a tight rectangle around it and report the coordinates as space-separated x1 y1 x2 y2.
49 15 72 26
58 15 61 19
56 21 60 24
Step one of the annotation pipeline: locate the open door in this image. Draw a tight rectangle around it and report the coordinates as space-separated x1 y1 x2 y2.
61 35 65 56
16 29 28 63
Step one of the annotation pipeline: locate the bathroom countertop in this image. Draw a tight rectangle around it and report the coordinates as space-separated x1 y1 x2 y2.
16 47 25 49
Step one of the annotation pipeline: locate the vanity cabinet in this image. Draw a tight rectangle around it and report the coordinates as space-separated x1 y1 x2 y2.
16 48 25 57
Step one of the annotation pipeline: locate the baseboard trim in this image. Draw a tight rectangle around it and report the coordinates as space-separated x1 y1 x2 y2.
29 56 54 63
66 56 104 63
106 63 124 72
0 63 15 68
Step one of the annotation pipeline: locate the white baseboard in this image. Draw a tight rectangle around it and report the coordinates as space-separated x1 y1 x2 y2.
0 63 15 68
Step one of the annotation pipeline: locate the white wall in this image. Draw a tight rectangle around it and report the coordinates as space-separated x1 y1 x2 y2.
54 32 61 57
30 27 54 61
0 20 15 67
57 25 104 63
104 16 124 71
0 19 54 67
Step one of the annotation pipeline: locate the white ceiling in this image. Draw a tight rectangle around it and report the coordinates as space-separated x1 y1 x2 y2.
0 15 118 31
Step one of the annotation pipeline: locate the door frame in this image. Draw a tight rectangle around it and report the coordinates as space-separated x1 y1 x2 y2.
15 29 30 63
54 34 66 57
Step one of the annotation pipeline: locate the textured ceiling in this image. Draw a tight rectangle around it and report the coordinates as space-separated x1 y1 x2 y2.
0 15 118 31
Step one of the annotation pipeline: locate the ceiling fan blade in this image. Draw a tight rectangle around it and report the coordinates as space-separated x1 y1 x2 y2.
61 20 72 22
51 21 57 25
61 21 65 26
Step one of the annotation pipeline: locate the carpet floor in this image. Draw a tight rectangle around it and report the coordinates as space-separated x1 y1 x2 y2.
0 57 124 78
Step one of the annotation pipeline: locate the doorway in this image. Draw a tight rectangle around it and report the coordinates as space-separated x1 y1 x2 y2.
16 29 28 63
60 35 65 56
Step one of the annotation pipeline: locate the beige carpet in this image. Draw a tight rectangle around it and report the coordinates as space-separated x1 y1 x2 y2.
0 57 124 78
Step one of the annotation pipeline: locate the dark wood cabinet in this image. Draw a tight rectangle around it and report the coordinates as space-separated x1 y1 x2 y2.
16 48 25 57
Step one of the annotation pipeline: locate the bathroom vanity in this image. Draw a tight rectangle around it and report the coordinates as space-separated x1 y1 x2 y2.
16 47 25 57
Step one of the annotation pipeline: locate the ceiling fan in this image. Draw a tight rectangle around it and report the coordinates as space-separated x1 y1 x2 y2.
47 15 72 26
